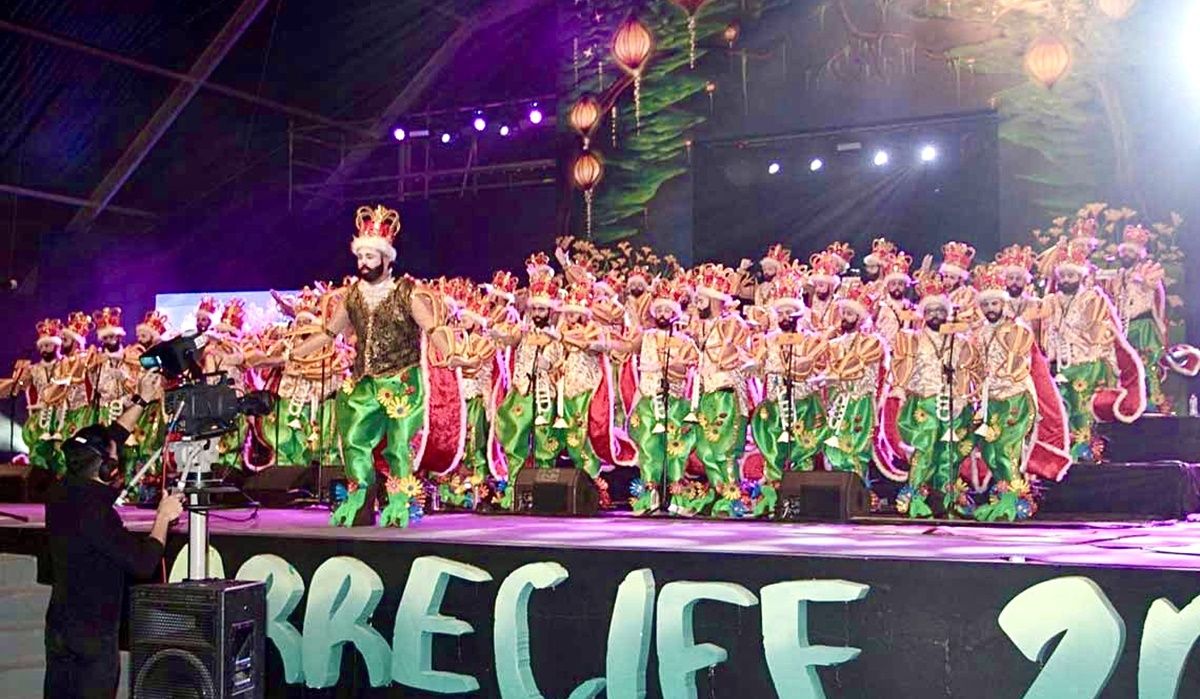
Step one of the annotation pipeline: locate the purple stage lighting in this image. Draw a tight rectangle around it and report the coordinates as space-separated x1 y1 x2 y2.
392 127 406 142
499 124 512 137
440 132 452 145
528 104 544 125
473 115 487 132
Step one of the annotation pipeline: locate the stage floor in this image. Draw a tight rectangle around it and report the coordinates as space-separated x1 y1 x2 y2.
3 503 1200 571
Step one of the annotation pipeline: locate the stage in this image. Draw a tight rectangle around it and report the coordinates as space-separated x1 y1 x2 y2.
3 505 1200 697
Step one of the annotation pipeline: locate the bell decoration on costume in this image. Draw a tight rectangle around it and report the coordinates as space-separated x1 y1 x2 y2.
217 298 247 335
611 14 655 131
64 311 94 347
939 241 976 280
36 318 64 346
668 0 708 69
572 151 605 239
93 307 126 339
352 204 401 262
864 237 897 268
569 93 602 149
137 311 169 342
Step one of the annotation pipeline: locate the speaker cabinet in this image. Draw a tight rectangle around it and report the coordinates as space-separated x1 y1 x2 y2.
0 462 52 502
1095 416 1200 463
131 580 265 699
775 470 870 522
240 465 313 508
512 468 598 516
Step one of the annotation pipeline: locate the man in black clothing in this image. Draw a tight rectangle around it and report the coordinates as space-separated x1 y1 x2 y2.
43 371 184 699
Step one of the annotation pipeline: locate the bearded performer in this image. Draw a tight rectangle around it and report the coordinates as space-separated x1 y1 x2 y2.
822 284 886 481
749 265 829 487
124 311 170 470
555 281 620 482
293 204 440 527
688 264 754 514
861 238 897 289
743 244 792 307
85 308 139 474
254 288 349 467
891 274 978 518
994 244 1042 325
806 250 843 333
492 271 566 508
940 241 980 327
874 251 916 347
194 296 219 335
1102 224 1171 412
1 320 69 473
969 266 1071 521
59 311 96 439
1043 235 1147 461
627 279 703 515
203 299 252 469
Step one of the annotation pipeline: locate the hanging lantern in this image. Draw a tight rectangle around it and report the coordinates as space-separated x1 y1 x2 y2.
722 20 740 48
1023 35 1071 89
572 151 605 238
704 80 717 113
669 0 709 69
1096 0 1136 19
611 14 655 131
569 93 602 149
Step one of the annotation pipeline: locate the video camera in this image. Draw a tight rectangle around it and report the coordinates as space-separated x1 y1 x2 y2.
140 333 273 439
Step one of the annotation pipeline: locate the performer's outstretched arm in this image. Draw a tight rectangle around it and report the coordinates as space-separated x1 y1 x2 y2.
293 304 349 358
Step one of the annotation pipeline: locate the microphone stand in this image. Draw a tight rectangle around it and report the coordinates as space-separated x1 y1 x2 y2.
315 353 328 506
782 338 796 472
658 327 673 514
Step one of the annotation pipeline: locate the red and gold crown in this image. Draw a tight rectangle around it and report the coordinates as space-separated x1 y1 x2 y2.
836 284 876 318
526 252 555 283
1119 224 1150 256
596 269 626 297
650 276 689 317
883 251 913 283
439 277 475 311
940 241 976 279
196 295 220 319
36 318 64 346
994 244 1035 279
694 263 736 303
915 271 952 311
863 237 897 266
483 270 519 302
63 311 93 345
808 251 844 284
137 311 169 340
825 241 855 271
217 298 247 333
292 287 323 324
352 204 401 261
769 263 808 312
93 307 125 339
625 266 651 286
561 281 595 315
1055 237 1095 277
1070 217 1099 244
760 244 792 270
973 263 1007 302
527 275 563 309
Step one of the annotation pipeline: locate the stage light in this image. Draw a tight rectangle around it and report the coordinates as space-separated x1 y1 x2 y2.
499 124 512 137
873 150 890 167
919 144 938 163
392 127 406 142
767 161 781 175
472 113 487 132
529 103 544 125
809 158 823 172
440 132 452 145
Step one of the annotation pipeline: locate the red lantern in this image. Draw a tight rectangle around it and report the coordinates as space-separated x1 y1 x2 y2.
611 14 655 131
569 93 602 149
722 20 740 48
573 151 605 238
669 0 709 69
1024 35 1071 89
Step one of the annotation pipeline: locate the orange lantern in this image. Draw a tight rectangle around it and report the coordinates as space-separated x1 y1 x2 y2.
723 20 740 48
611 14 655 131
1096 0 1136 19
568 93 602 149
573 151 605 238
1023 35 1071 89
669 0 709 69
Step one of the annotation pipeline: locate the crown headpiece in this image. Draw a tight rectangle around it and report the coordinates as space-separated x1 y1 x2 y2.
1055 237 1095 277
694 263 735 303
526 252 555 283
973 263 1007 301
439 277 475 310
1119 224 1150 257
561 281 595 315
196 296 220 319
596 269 625 297
808 251 843 283
864 237 897 265
352 204 401 262
94 307 126 338
1070 217 1099 244
36 318 64 345
883 251 913 282
940 241 976 278
760 244 792 269
649 276 689 317
836 284 876 318
293 287 322 323
770 263 808 311
825 242 855 270
995 244 1035 277
915 271 952 311
526 275 563 309
63 311 93 344
137 311 169 340
483 270 519 302
217 298 247 333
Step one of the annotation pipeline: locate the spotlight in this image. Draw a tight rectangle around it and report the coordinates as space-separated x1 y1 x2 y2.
872 150 890 167
499 124 512 137
472 113 487 132
809 158 823 172
919 144 938 163
767 161 781 175
392 127 406 142
440 132 452 145
528 103 544 125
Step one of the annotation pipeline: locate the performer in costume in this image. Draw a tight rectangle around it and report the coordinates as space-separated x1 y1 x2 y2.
861 237 897 289
891 273 978 518
627 278 703 515
124 311 169 470
749 244 792 307
1042 234 1147 461
806 251 844 333
1102 224 1171 412
555 281 610 480
940 241 981 327
1 320 69 473
822 284 886 481
688 264 753 515
874 251 916 347
994 244 1042 325
492 269 567 509
623 266 653 331
204 299 251 469
749 264 829 489
87 308 138 475
194 296 219 335
59 311 96 439
293 204 440 527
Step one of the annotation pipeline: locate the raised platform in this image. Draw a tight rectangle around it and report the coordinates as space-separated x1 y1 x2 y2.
3 504 1200 697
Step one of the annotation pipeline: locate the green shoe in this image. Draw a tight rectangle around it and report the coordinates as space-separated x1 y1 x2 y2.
379 494 412 528
330 488 370 527
630 488 658 515
907 493 934 519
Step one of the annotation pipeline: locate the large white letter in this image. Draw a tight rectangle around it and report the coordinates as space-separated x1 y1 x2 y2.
656 582 758 699
167 544 225 582
301 556 392 688
606 569 657 699
391 556 492 693
494 562 569 699
1139 595 1200 699
761 579 870 699
998 576 1124 699
236 554 306 683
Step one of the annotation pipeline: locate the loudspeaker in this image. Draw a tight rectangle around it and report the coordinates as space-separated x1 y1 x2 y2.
0 463 53 502
131 579 266 699
512 468 598 516
240 465 313 508
1095 416 1200 463
775 470 870 522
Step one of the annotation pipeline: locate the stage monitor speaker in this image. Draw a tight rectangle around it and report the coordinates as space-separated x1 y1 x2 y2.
0 463 52 502
240 465 313 508
513 467 598 516
1095 416 1200 463
131 579 265 699
775 470 870 522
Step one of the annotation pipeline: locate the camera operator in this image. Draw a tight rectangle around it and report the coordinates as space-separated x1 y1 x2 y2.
43 370 184 699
